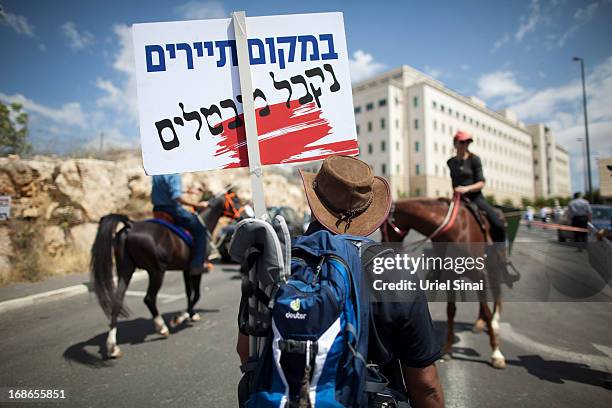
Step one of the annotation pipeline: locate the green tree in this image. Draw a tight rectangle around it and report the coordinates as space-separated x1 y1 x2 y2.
0 101 31 156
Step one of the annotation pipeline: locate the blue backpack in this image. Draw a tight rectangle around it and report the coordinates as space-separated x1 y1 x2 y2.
245 230 372 408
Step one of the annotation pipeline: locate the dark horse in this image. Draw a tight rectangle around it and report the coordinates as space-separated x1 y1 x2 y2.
381 197 508 369
91 191 242 358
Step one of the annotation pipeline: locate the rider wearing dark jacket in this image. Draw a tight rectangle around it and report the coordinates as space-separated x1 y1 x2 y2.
446 131 506 242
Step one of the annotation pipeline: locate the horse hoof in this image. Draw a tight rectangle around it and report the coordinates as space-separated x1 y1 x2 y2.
472 319 486 333
159 326 170 337
190 313 201 322
108 345 122 359
170 312 189 328
491 357 506 369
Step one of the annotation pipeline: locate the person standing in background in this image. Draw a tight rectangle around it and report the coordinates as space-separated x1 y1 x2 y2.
567 192 592 251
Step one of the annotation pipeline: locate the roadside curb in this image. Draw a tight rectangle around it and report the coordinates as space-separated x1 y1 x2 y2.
0 270 148 315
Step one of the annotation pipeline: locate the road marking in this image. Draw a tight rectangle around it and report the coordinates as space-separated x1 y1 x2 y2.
125 290 184 304
500 322 612 371
592 343 612 359
0 271 148 314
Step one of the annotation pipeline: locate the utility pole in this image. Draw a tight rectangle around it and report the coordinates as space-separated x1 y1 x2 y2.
573 57 592 198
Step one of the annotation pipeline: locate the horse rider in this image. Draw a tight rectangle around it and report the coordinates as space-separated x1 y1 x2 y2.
447 131 508 259
151 174 209 275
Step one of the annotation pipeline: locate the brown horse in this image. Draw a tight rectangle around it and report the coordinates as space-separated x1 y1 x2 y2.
91 192 242 358
381 197 507 369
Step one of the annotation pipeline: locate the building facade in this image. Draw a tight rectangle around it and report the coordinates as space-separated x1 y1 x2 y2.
352 65 571 206
599 157 612 200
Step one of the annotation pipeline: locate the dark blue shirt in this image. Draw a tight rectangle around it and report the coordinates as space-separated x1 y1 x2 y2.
151 174 182 207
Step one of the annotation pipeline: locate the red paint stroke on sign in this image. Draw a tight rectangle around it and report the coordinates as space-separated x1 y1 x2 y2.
214 99 358 168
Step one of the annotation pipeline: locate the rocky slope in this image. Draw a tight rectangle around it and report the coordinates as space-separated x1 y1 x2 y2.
0 153 309 284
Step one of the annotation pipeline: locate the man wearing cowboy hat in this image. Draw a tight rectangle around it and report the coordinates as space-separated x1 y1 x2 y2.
237 155 444 407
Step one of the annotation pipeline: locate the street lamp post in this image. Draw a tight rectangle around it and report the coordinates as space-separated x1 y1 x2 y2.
573 57 592 198
577 137 588 193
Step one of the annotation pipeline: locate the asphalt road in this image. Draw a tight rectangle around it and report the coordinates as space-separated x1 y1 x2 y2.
0 225 611 407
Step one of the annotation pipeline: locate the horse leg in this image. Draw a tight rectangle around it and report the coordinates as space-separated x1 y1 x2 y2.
472 303 486 333
188 273 203 321
491 300 502 335
442 298 456 360
170 270 197 327
481 301 505 369
144 270 169 337
106 254 134 359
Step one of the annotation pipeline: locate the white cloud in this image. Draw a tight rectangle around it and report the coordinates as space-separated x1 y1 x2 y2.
95 24 138 121
460 64 470 71
478 57 612 191
0 4 34 36
61 21 94 50
477 71 524 99
424 66 443 79
515 0 540 42
0 92 87 128
574 2 599 21
492 33 510 52
175 1 227 20
349 50 386 83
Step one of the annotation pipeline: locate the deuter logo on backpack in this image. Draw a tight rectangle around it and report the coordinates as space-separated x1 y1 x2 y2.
284 298 307 320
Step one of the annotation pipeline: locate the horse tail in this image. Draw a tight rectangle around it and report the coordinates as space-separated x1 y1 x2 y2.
91 213 132 318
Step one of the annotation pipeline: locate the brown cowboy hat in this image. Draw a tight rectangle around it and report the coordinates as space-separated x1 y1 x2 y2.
299 155 391 236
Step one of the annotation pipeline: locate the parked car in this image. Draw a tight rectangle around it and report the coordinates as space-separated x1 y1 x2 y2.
557 204 612 242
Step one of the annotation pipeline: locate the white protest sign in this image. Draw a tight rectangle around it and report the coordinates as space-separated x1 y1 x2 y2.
132 12 358 175
0 196 10 220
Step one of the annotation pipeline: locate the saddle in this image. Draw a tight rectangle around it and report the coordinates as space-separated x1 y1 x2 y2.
438 196 490 242
146 211 193 247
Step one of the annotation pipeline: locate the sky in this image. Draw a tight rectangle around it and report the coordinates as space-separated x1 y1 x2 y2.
1 0 611 192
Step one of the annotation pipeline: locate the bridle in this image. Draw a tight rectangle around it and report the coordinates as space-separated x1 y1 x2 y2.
382 202 409 242
382 193 462 248
222 192 241 219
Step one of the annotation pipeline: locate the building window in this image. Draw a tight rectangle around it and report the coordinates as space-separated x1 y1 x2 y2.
441 123 446 133
395 119 399 129
366 102 374 111
449 108 453 115
449 126 453 135
441 105 445 113
380 118 386 129
442 145 446 154
433 120 437 130
415 188 421 197
415 141 420 152
368 121 372 132
413 96 418 108
378 99 387 107
356 124 360 135
432 101 437 109
434 142 438 152
435 165 439 175
354 106 361 114
367 143 373 154
416 164 421 175
396 164 400 174
381 141 386 152
414 119 419 129
463 114 466 121
382 163 386 175
396 141 400 151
